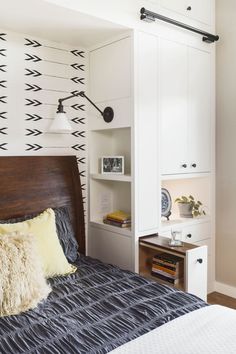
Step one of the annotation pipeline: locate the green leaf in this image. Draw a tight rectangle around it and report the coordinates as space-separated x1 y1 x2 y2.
181 196 188 203
189 195 194 200
197 201 202 205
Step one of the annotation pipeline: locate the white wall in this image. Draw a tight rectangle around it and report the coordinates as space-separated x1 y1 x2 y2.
216 0 236 288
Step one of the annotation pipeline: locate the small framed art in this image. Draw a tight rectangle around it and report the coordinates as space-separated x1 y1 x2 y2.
101 156 124 174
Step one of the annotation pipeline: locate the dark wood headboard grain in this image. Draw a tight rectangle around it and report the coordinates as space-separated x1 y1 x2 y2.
0 156 85 254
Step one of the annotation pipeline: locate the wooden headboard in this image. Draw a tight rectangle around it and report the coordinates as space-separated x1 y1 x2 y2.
0 156 85 254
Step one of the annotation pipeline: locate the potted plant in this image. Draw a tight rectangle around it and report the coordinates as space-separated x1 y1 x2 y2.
175 195 206 218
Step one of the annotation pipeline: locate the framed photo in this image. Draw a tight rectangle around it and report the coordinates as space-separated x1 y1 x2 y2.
101 156 124 174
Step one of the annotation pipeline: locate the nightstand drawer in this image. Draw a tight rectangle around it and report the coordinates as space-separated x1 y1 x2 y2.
182 222 211 243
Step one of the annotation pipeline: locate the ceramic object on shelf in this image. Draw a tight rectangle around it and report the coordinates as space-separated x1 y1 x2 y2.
161 188 172 220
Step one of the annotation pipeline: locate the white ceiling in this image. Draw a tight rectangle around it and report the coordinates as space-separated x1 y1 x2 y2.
0 0 129 48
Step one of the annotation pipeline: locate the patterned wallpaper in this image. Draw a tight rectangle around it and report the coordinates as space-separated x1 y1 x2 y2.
0 29 87 214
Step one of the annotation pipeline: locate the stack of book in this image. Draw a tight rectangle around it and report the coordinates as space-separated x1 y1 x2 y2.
103 210 131 228
151 253 184 285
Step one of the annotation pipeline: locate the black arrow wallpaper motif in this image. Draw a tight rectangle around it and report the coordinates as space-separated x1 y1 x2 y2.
25 38 42 47
1 31 86 216
0 80 6 88
25 84 42 92
26 129 42 136
0 33 6 41
25 53 42 62
71 50 85 57
0 127 7 135
72 144 85 151
25 99 42 106
72 131 85 138
71 117 85 124
71 104 85 111
26 144 42 151
0 65 6 72
71 77 85 84
0 143 7 150
0 49 6 56
77 157 86 164
0 112 7 119
71 64 85 71
0 96 7 104
25 114 43 121
25 68 42 77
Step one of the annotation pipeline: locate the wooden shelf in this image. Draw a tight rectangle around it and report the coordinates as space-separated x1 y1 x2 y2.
139 235 199 292
140 269 184 291
91 173 132 182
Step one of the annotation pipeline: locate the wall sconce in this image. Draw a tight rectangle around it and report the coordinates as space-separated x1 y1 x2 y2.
49 91 114 132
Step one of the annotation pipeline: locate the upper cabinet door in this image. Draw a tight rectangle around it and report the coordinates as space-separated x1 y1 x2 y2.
161 0 212 26
188 47 211 173
160 38 188 175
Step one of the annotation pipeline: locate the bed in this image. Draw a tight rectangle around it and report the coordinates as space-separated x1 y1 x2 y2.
0 156 235 354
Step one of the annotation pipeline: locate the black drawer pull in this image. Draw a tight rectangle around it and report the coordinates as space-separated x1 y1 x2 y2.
186 234 192 238
192 163 197 168
182 164 187 168
197 258 203 264
187 6 192 11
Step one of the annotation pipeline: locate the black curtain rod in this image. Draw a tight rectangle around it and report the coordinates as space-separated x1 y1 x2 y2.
140 8 219 43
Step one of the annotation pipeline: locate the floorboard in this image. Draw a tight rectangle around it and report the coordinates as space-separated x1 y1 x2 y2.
207 292 236 309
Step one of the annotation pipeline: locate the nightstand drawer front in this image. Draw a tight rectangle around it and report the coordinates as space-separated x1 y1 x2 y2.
182 222 211 243
186 245 207 301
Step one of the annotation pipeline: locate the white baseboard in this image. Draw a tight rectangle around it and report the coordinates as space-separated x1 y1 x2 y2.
214 281 236 299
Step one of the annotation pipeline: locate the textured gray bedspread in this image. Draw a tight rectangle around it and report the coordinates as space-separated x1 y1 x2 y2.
0 255 207 354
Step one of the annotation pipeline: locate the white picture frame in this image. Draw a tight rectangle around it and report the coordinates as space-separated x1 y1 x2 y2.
101 156 124 174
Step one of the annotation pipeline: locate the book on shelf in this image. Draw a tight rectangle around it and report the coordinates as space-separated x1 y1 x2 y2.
103 218 131 228
106 210 131 222
151 252 184 284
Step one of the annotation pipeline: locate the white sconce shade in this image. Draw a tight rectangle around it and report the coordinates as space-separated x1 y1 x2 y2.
49 112 72 132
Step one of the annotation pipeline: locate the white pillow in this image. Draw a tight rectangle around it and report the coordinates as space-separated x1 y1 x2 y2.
0 231 51 317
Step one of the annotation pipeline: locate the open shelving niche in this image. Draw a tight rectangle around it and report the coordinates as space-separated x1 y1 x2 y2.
160 175 212 232
89 127 132 236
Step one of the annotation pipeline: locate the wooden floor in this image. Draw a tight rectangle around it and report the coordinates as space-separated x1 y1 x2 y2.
208 292 236 309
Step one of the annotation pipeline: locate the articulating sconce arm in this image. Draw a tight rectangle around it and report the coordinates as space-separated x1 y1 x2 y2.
57 91 114 123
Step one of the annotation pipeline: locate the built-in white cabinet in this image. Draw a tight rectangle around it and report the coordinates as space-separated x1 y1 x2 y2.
88 27 214 299
160 0 212 26
160 37 211 176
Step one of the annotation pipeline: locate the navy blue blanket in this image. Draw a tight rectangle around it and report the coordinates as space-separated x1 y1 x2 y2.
0 255 206 354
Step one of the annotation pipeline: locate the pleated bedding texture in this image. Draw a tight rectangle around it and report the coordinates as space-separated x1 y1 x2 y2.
0 255 207 354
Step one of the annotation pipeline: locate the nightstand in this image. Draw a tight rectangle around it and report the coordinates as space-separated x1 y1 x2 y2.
139 234 207 301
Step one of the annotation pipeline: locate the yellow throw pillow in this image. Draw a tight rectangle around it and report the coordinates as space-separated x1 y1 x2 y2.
0 208 76 278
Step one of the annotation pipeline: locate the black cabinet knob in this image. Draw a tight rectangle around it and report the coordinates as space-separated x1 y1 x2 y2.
187 6 192 11
187 234 192 238
182 164 187 168
192 163 197 168
197 258 203 264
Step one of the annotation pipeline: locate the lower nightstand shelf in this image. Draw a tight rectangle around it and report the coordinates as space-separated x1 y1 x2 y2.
139 234 208 300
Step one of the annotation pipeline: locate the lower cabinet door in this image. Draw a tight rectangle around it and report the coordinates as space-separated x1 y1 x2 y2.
88 226 133 271
186 245 207 301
